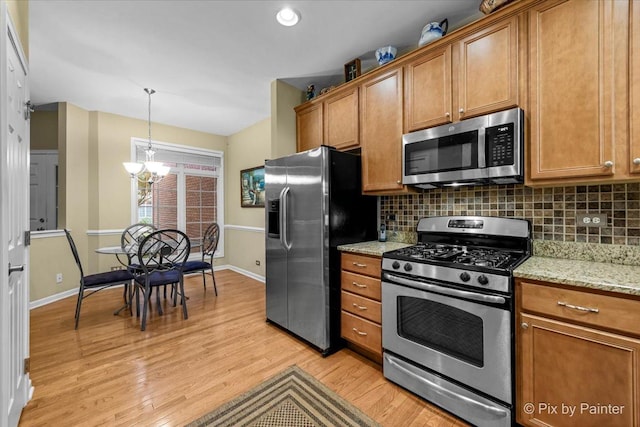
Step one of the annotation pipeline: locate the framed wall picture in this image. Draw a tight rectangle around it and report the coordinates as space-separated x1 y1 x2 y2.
344 58 361 82
240 166 265 208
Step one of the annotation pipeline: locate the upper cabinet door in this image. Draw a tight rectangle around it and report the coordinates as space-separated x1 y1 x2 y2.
296 102 323 152
404 45 453 132
324 87 359 151
631 0 640 174
528 0 618 181
360 68 405 193
458 16 519 120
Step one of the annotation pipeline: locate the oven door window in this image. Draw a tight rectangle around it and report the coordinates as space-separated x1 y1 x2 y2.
405 130 478 176
397 296 483 367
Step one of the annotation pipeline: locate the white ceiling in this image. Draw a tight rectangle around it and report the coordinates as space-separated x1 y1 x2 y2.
29 1 483 136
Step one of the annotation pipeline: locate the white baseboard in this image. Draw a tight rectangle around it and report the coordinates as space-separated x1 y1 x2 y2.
29 265 264 309
220 265 265 283
30 287 79 309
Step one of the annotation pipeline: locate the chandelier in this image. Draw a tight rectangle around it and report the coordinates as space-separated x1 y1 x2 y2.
123 88 170 184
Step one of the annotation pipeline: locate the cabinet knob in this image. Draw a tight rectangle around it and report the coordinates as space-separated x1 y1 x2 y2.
445 112 450 117
603 160 614 168
633 158 640 165
397 180 401 185
459 108 464 114
521 322 529 329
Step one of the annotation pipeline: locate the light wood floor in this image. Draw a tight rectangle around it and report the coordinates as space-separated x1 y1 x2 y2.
20 270 468 426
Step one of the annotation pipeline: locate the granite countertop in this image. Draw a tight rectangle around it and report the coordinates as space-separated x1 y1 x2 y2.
337 241 413 257
514 257 640 296
514 241 640 297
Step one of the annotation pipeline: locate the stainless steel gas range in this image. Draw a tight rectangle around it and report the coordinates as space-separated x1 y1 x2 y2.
381 216 531 427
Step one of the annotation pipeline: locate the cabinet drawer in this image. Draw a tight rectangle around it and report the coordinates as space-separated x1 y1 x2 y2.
520 281 640 337
341 291 382 324
341 311 382 356
341 253 381 277
341 271 381 300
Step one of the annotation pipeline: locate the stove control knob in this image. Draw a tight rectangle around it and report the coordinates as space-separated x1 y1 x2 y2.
477 275 489 286
404 263 413 272
392 261 400 270
459 272 471 282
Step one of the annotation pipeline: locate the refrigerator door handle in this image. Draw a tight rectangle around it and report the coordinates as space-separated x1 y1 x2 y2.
280 186 292 251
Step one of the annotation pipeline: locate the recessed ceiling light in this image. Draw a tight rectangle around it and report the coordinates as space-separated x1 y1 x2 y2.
276 7 300 27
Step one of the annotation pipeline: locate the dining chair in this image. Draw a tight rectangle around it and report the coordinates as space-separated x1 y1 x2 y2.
119 223 158 308
133 229 191 331
64 229 135 329
121 223 158 271
179 222 219 295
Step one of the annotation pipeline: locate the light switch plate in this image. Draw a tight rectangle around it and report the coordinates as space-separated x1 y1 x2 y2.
576 213 608 228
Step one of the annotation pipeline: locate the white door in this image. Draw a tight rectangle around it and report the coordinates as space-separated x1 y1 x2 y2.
30 151 58 231
1 7 32 427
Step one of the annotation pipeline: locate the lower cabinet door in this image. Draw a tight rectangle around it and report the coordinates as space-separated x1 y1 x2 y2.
341 311 382 356
518 313 640 427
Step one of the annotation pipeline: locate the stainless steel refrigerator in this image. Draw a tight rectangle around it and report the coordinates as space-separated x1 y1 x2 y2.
265 146 376 354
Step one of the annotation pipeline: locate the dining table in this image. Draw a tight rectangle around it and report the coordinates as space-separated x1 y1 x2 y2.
95 237 200 315
94 245 136 315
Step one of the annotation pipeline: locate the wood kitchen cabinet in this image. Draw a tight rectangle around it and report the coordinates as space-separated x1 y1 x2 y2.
295 102 322 152
527 0 629 183
323 86 359 151
340 252 382 362
404 16 518 132
516 279 640 427
631 0 640 175
295 86 359 152
360 68 413 194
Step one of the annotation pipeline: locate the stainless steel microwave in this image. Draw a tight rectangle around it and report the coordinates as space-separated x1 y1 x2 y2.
402 108 524 189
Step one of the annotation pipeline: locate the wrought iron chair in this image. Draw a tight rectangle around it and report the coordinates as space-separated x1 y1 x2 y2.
118 223 157 305
133 229 191 331
121 223 157 271
64 229 135 329
179 222 219 295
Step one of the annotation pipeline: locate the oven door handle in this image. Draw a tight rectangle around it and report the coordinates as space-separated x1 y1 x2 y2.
385 353 510 418
383 273 506 305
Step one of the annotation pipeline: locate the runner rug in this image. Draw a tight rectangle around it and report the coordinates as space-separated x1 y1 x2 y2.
185 365 381 427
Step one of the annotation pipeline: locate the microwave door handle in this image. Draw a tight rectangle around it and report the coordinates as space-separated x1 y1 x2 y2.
383 272 506 305
478 127 486 168
279 187 292 251
384 354 510 418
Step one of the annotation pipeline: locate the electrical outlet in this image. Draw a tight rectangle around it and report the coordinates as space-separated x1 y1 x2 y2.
577 213 608 228
255 260 261 266
55 273 63 284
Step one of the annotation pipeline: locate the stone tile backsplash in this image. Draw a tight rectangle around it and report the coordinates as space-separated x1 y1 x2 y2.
380 183 640 245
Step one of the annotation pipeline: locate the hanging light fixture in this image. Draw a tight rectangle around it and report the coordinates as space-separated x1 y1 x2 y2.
123 88 170 184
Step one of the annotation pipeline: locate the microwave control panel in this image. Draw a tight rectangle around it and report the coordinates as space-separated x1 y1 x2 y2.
485 123 514 166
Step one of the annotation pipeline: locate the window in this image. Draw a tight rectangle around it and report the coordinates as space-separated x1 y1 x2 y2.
130 139 224 257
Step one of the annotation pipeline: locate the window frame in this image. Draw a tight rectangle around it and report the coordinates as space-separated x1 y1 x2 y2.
129 137 224 258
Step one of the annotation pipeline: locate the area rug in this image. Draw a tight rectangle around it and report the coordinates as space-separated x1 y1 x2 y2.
185 365 381 427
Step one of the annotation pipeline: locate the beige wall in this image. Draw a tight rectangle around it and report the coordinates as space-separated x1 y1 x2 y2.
225 118 270 277
6 0 28 59
270 80 302 160
30 110 58 150
30 103 90 301
30 103 229 302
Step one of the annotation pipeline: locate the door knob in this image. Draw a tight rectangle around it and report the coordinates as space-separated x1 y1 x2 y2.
8 263 24 275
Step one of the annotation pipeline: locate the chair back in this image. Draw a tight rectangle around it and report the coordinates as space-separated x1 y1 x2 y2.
64 229 85 277
121 223 157 264
137 229 191 275
201 223 220 259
